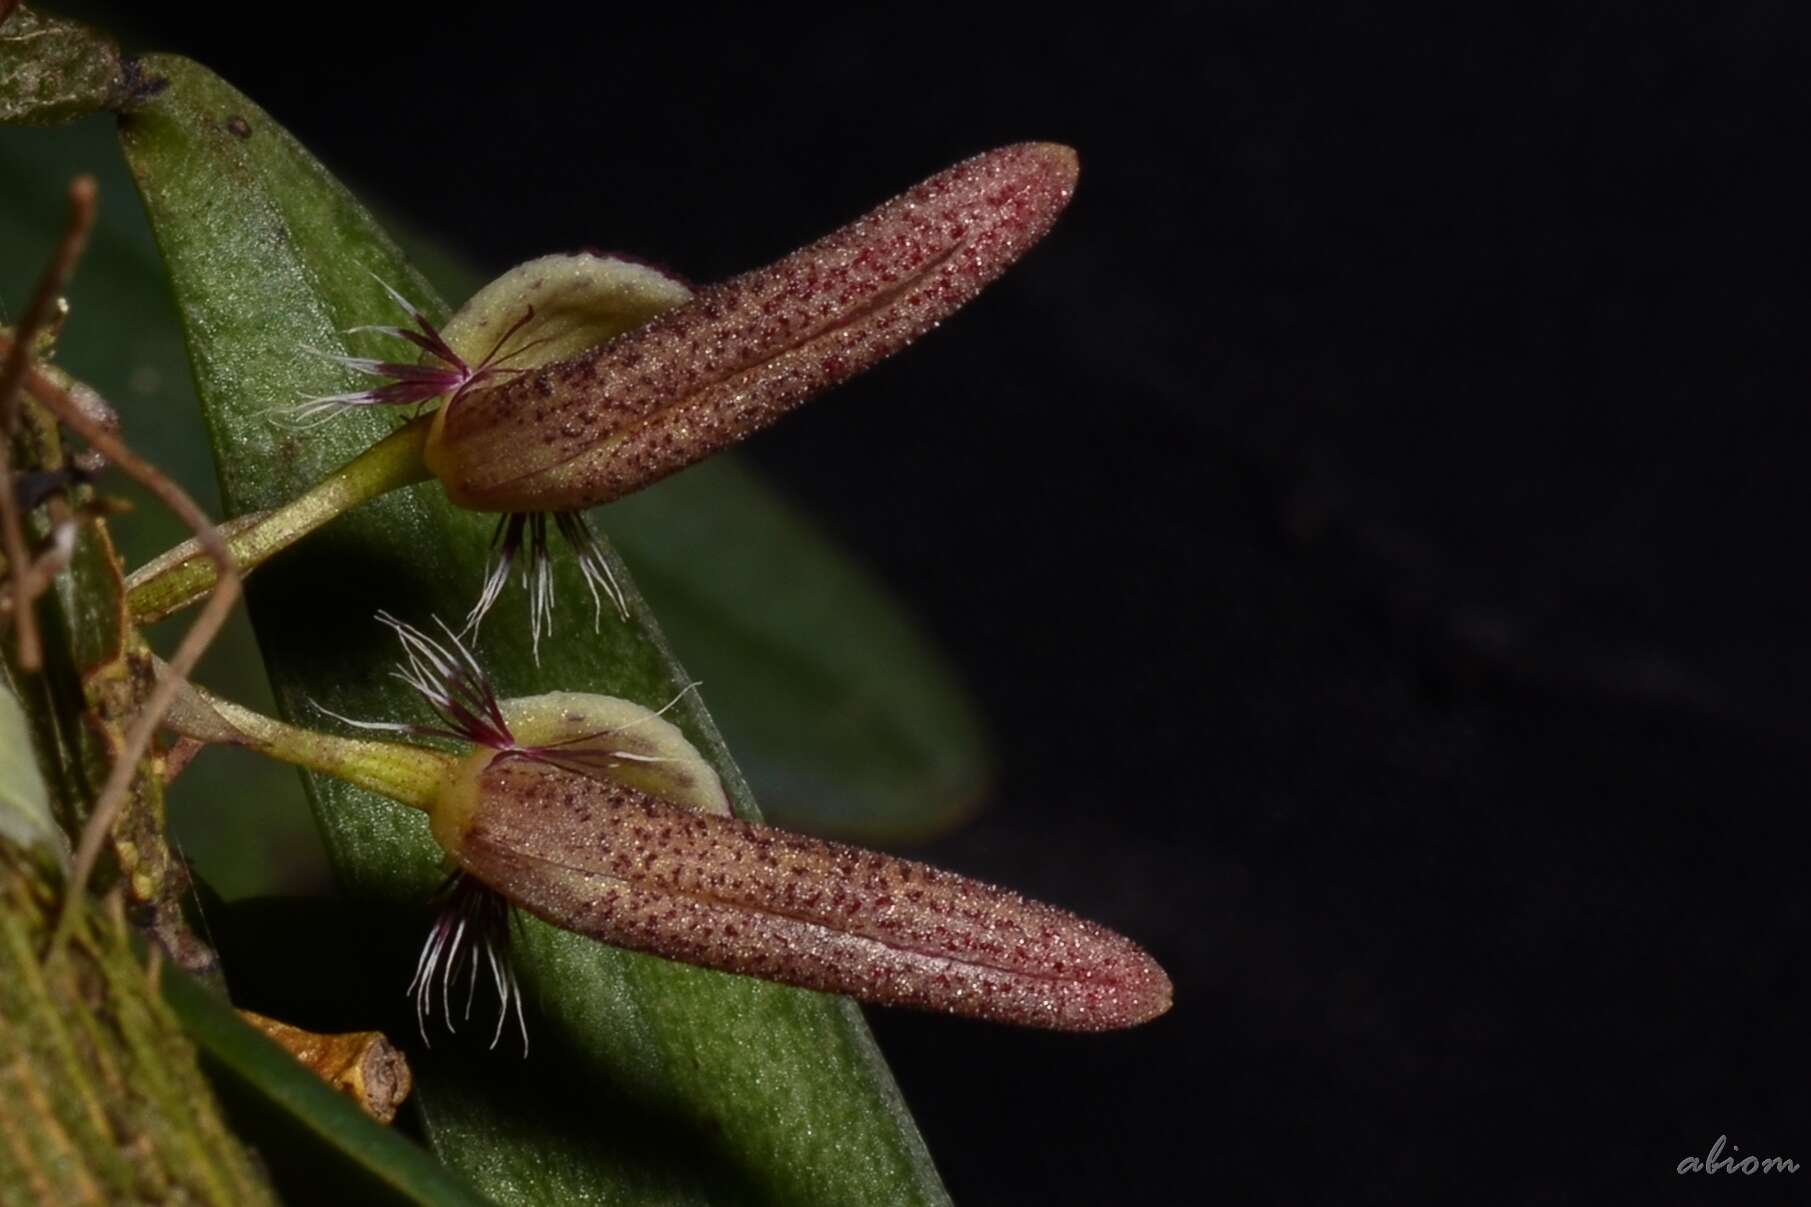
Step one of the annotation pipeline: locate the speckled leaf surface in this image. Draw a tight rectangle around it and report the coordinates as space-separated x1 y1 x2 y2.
117 55 949 1205
0 5 130 126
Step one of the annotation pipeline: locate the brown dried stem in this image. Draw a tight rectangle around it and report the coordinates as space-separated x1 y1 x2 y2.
29 354 241 953
0 187 242 958
1 177 95 670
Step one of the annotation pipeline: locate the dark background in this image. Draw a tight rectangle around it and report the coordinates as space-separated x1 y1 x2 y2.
59 4 1811 1203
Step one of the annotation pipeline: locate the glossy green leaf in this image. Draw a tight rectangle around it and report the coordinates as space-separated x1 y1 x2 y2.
118 54 949 1205
160 968 491 1207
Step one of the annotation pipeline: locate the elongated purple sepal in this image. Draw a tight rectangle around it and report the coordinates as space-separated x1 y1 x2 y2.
425 142 1080 512
442 756 1171 1032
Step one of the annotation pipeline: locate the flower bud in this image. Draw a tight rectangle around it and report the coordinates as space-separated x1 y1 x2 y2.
429 699 1171 1033
423 142 1080 513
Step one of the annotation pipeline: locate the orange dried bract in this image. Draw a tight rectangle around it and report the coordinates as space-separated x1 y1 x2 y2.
239 1010 413 1123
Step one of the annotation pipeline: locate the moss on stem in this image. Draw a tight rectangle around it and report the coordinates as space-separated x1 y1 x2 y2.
0 848 273 1206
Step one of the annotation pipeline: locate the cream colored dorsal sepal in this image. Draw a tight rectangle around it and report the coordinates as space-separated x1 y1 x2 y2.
438 253 694 375
498 690 730 818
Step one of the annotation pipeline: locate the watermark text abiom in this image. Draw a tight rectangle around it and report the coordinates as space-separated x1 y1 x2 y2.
1677 1135 1798 1175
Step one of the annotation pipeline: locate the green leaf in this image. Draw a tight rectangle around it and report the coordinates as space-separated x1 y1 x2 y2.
117 54 949 1205
607 458 992 841
161 967 492 1207
0 667 60 861
0 5 132 126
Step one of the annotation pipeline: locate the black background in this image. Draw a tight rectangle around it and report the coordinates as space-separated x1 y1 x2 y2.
69 4 1811 1203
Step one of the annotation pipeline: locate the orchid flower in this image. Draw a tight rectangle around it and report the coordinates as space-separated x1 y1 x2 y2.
160 615 1172 1045
127 143 1081 654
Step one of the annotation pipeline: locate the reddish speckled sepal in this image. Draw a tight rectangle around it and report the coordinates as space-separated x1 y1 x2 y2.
426 142 1080 512
453 756 1172 1032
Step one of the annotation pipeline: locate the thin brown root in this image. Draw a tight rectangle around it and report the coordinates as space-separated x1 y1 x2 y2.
39 359 242 956
0 177 96 671
0 189 243 962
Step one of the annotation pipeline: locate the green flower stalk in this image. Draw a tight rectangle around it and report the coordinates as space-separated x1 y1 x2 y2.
162 617 1172 1039
127 143 1080 647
